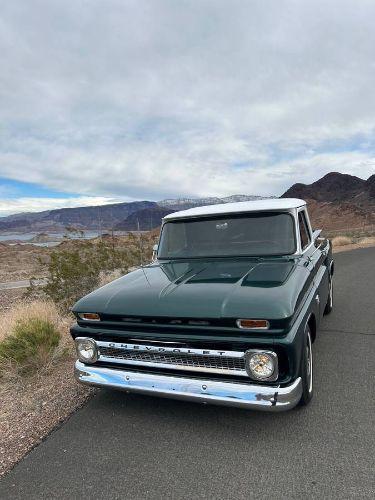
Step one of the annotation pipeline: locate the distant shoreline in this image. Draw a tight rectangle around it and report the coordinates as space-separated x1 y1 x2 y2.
0 230 133 246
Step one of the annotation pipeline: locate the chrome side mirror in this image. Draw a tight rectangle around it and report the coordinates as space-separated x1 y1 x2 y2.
312 229 322 241
152 244 158 262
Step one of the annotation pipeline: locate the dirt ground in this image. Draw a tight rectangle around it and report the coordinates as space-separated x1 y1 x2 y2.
0 243 48 282
0 357 94 477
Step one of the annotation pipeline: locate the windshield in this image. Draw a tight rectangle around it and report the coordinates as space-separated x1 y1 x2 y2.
158 212 296 259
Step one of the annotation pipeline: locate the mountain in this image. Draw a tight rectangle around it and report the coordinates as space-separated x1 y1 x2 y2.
0 201 157 233
159 195 268 211
1 174 373 235
282 172 375 230
114 207 175 231
282 172 373 204
367 174 375 198
115 195 271 230
0 195 270 234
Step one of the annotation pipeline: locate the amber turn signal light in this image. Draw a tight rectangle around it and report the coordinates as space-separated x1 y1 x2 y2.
78 313 101 321
236 319 270 329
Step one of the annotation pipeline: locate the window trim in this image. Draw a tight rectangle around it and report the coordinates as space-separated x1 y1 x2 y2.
157 211 297 260
297 208 313 254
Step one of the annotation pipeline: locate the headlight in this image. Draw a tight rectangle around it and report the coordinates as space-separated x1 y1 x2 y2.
75 338 98 364
245 350 278 381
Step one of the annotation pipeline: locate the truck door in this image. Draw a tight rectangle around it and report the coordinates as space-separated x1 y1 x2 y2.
298 208 329 318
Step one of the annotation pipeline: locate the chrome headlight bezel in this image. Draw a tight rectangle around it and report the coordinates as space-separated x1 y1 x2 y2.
75 337 98 364
244 350 278 381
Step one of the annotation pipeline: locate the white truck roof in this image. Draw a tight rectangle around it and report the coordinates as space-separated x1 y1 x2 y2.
163 198 306 221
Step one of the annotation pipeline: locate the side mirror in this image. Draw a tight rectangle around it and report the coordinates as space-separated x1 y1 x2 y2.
152 244 158 261
312 229 322 241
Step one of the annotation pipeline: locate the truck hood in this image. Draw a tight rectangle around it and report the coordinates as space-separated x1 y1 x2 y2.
73 258 310 321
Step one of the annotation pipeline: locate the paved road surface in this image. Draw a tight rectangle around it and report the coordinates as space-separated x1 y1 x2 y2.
0 247 374 499
0 278 46 290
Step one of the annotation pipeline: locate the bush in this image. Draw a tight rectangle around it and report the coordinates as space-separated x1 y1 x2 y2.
358 236 375 245
332 236 352 247
0 317 61 374
42 234 156 312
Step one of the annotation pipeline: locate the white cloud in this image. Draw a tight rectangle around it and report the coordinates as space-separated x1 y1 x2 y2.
0 196 124 217
0 0 375 204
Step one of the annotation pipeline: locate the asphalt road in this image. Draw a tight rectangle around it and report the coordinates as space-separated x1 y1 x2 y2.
0 278 46 290
1 247 374 499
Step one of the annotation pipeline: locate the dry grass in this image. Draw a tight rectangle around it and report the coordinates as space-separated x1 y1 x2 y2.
0 300 64 341
358 236 375 245
331 236 353 247
0 300 74 378
98 268 125 287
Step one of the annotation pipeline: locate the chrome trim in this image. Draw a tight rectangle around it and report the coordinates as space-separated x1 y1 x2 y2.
312 229 322 241
296 206 315 255
98 355 248 377
96 341 244 358
306 328 313 394
78 314 101 321
75 337 98 364
236 319 270 330
75 361 302 412
95 340 248 377
244 349 278 382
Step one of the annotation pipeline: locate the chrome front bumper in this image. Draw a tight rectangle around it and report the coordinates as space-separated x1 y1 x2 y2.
75 361 302 412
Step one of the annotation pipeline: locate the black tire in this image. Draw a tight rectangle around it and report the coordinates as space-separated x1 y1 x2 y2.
298 325 313 406
324 276 333 315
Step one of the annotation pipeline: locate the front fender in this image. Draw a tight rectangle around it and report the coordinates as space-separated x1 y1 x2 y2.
274 267 323 383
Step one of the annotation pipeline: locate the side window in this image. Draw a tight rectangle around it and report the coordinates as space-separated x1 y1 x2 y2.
298 211 311 250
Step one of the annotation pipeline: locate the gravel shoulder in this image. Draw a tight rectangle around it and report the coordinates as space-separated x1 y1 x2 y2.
0 358 94 477
333 241 375 253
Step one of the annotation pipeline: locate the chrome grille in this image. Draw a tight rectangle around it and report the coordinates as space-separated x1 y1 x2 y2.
96 341 248 377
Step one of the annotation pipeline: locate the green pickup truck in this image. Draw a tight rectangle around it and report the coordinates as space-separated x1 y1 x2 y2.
71 198 334 411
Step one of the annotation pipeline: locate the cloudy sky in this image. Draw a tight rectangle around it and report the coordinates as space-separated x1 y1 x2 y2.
1 0 375 216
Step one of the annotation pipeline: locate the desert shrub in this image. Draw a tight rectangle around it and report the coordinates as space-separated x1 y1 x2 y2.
332 236 352 247
43 233 156 312
0 300 61 342
358 236 375 245
0 317 60 374
98 268 126 287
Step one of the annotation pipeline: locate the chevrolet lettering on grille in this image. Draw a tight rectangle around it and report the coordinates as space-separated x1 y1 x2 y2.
102 342 242 358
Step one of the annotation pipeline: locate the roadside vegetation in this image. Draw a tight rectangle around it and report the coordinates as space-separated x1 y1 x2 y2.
0 301 64 377
331 236 353 247
0 231 157 476
40 232 156 312
331 235 375 248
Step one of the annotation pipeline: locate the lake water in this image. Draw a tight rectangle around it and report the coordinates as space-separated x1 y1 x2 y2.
0 230 128 246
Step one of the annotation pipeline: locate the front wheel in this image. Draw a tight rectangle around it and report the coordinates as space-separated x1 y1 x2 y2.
298 325 313 406
324 276 333 315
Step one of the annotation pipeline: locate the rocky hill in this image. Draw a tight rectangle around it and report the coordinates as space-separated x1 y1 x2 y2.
114 207 175 231
282 172 375 230
282 172 374 204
